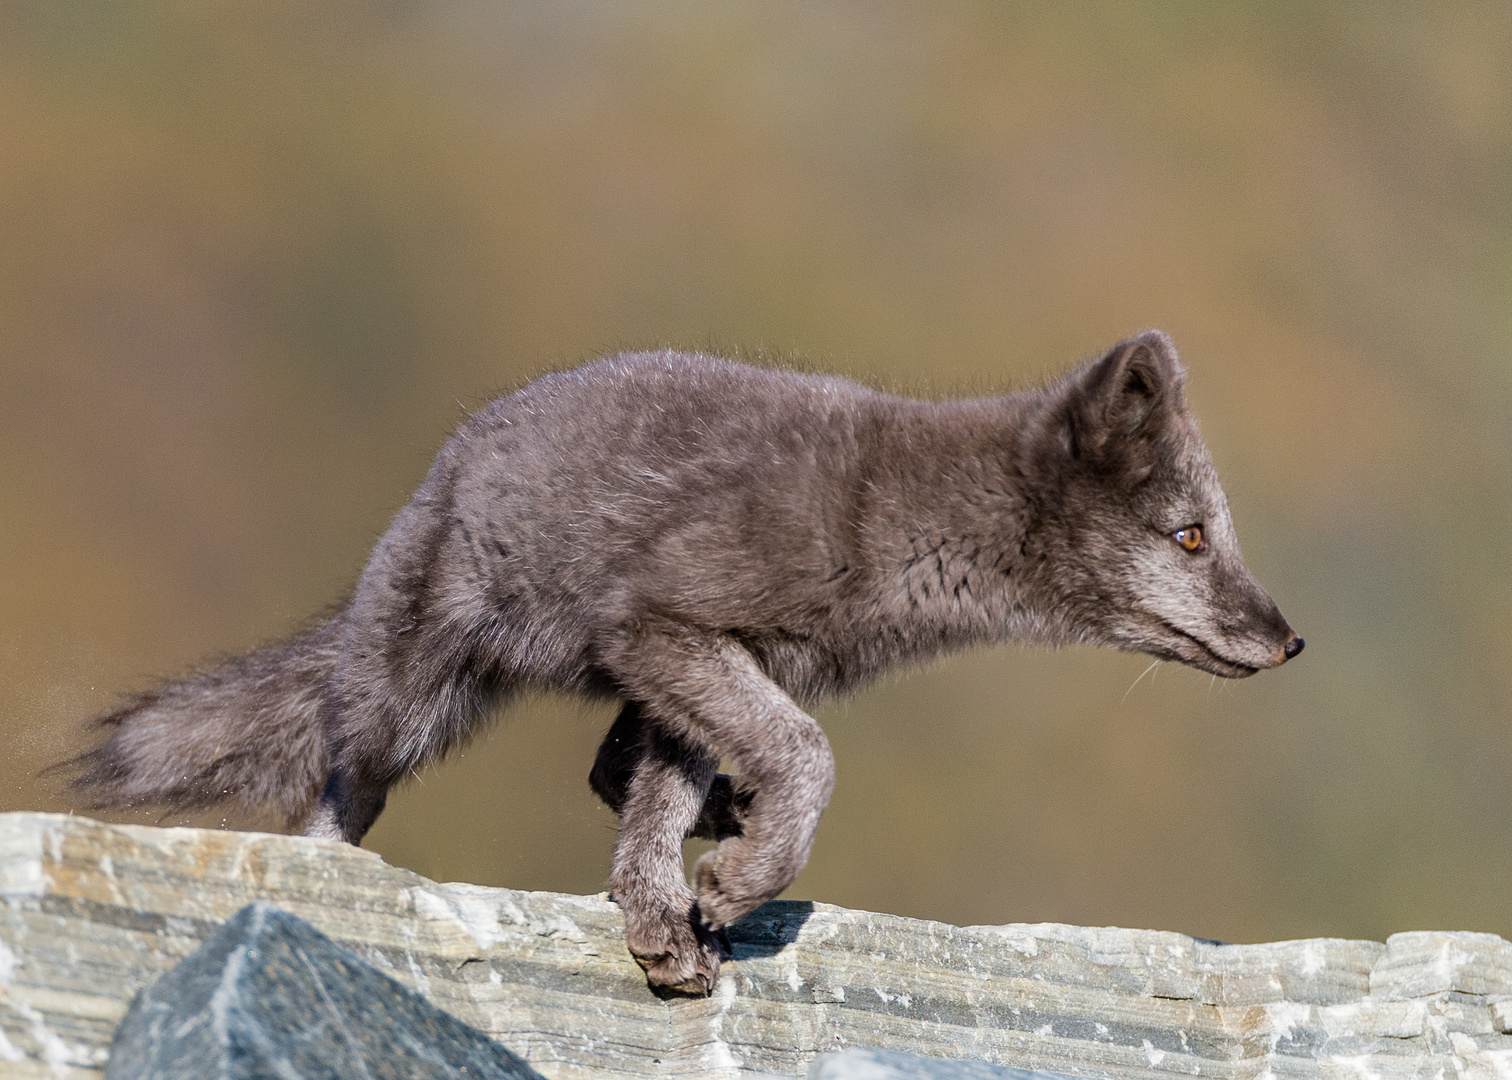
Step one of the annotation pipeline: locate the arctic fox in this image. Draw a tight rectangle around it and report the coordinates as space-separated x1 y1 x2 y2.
64 330 1301 994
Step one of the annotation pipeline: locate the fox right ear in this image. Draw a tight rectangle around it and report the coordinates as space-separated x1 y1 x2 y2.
1060 330 1187 462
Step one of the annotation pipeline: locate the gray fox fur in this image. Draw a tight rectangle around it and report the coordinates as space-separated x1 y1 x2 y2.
62 330 1301 994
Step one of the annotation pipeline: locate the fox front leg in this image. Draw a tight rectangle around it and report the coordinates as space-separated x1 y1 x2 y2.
614 632 836 934
591 700 754 841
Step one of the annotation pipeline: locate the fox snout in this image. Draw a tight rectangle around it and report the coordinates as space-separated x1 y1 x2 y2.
1252 586 1304 670
1239 591 1304 674
1148 571 1303 679
1211 623 1302 678
1247 629 1303 671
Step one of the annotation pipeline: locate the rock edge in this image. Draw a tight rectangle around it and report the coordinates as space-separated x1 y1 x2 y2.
3 812 1512 1079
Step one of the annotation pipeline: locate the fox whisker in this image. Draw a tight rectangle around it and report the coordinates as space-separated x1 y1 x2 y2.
1121 659 1163 706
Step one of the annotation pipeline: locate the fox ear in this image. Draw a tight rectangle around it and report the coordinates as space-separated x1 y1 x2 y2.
1060 330 1187 463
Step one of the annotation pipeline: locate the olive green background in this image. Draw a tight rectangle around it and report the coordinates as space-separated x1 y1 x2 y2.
4 2 1511 945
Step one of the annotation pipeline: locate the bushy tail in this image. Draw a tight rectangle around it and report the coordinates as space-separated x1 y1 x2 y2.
58 612 346 832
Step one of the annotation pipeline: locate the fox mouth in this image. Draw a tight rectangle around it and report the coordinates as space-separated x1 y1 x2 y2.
1153 619 1260 679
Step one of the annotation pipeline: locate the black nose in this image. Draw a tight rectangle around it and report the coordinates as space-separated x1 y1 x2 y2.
1283 635 1305 660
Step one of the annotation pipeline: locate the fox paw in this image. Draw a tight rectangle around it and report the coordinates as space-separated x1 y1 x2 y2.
623 903 724 996
693 848 771 930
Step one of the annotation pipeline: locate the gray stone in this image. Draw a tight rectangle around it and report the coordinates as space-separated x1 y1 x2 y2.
5 812 1512 1079
809 1048 1077 1080
105 901 543 1080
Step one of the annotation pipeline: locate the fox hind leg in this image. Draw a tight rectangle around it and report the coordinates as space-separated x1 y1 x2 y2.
590 700 753 841
605 713 725 994
301 767 388 843
301 599 511 845
588 701 643 814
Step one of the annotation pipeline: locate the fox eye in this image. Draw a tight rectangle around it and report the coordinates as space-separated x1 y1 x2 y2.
1173 525 1205 553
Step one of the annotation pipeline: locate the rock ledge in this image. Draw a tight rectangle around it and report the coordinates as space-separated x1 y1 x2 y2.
2 812 1511 1079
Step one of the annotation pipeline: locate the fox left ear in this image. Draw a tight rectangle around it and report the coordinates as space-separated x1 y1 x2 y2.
1061 330 1187 461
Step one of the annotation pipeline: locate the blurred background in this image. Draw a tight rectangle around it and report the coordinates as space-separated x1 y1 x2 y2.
3 1 1511 946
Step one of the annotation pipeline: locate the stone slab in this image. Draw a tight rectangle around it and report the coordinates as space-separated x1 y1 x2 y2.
3 813 1512 1079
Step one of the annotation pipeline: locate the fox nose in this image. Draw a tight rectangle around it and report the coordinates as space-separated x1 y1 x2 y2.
1282 635 1305 661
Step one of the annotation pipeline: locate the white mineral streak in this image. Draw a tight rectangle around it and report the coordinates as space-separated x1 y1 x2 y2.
1263 1002 1312 1047
14 998 106 1075
1141 1039 1164 1066
703 973 743 1074
208 942 251 1047
1319 1054 1380 1080
410 885 459 924
0 1024 24 1064
4 812 1512 1080
0 815 48 902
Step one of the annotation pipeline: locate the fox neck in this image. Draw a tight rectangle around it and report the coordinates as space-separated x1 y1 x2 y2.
856 389 1059 655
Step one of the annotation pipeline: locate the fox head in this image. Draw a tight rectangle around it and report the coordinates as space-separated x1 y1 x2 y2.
1024 330 1301 677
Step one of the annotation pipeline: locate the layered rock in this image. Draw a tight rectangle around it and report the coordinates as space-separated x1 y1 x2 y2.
2 812 1511 1079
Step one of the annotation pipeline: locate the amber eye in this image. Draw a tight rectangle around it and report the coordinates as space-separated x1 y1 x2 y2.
1174 525 1205 552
